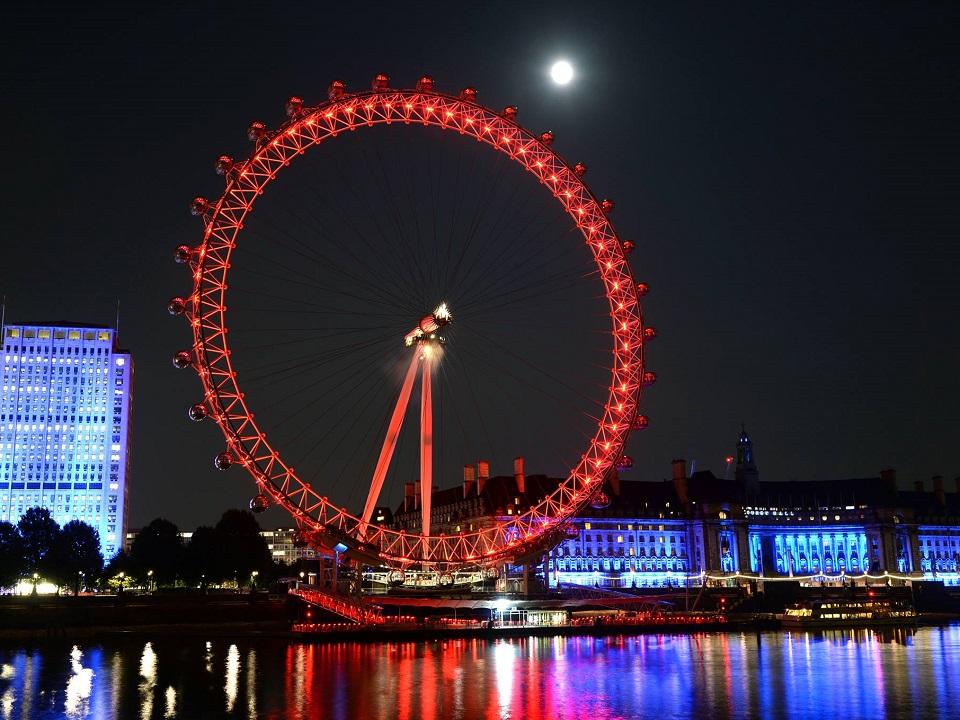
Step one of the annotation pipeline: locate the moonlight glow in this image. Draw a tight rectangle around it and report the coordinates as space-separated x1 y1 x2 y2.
550 60 574 85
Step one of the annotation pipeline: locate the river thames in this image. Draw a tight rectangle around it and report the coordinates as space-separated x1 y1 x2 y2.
1 626 958 719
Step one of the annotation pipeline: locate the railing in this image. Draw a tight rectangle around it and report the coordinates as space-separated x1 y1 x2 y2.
290 584 384 625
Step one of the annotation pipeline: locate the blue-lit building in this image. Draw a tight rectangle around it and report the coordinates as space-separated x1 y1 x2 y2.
1 322 133 558
397 431 960 588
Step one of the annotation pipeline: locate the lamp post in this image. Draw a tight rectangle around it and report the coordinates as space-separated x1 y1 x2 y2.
147 569 154 593
32 572 39 596
251 570 259 592
78 570 85 596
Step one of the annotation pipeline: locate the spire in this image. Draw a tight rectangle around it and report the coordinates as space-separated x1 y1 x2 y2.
735 424 759 486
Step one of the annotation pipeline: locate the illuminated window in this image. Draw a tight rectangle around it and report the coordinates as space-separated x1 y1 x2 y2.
68 331 80 340
584 522 591 530
98 331 110 341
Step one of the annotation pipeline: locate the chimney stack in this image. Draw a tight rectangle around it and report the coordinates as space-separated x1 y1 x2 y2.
404 482 415 512
477 459 490 495
672 458 687 481
914 480 924 493
955 476 960 495
414 481 421 510
608 469 621 496
933 475 946 506
880 468 897 493
671 458 689 505
463 464 476 498
514 456 525 494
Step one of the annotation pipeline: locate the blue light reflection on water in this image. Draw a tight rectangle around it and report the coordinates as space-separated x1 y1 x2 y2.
0 626 958 719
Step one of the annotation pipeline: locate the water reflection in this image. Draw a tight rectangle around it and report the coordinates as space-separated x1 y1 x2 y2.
138 642 156 720
64 646 93 718
0 626 957 719
224 644 239 712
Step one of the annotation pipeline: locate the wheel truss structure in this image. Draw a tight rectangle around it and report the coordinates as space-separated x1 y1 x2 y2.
173 75 649 572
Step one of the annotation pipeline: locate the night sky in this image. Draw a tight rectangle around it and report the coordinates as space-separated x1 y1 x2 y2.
1 2 958 532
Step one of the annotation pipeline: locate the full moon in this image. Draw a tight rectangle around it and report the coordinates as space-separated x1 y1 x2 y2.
550 60 574 85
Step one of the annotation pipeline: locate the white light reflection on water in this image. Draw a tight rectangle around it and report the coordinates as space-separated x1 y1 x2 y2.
246 648 257 719
65 645 94 718
205 641 213 674
0 663 12 720
139 642 157 720
225 644 240 712
164 686 177 718
493 640 515 719
0 688 12 720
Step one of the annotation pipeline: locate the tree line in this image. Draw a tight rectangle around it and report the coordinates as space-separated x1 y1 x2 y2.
0 507 293 594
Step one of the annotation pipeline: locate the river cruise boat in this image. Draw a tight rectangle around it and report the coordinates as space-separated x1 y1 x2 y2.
780 596 917 629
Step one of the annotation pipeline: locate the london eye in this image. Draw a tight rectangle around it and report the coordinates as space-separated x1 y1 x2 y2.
168 74 653 573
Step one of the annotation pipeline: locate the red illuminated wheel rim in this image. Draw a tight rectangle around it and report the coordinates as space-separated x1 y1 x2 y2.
174 78 647 570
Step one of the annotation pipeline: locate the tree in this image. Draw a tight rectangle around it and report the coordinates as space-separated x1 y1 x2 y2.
0 521 25 590
129 518 184 586
183 525 220 587
49 521 104 594
103 550 136 593
214 509 273 587
17 507 60 584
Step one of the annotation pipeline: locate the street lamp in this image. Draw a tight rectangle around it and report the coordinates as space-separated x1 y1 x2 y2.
147 569 154 592
251 570 259 592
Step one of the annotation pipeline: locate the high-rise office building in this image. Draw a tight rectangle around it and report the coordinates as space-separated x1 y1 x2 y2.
0 322 133 558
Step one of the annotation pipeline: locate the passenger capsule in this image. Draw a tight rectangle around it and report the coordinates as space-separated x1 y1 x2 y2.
539 131 554 145
327 80 346 100
622 240 635 255
616 456 634 471
174 245 193 264
167 297 187 316
631 415 649 430
214 451 234 471
246 120 267 142
502 105 518 121
459 87 478 102
573 162 587 176
188 403 208 422
642 371 657 386
643 327 657 341
214 155 233 176
601 199 615 213
590 491 611 509
172 350 193 369
371 73 389 91
416 75 434 92
189 197 210 216
250 494 270 514
636 282 649 297
285 96 304 117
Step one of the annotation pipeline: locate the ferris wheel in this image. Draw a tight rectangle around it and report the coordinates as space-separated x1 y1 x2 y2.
168 73 654 571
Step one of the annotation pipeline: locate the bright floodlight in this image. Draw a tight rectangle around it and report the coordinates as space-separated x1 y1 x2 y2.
550 60 574 85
